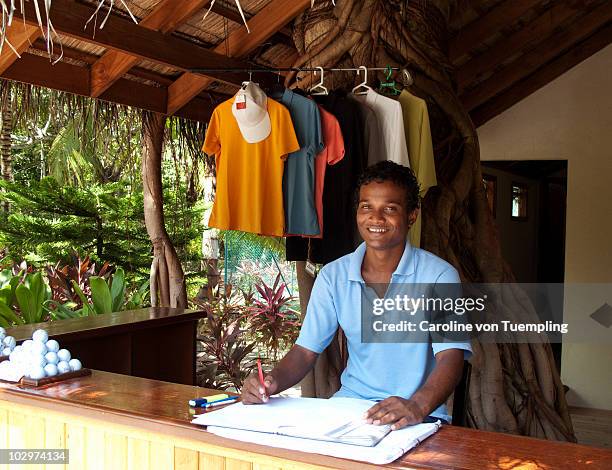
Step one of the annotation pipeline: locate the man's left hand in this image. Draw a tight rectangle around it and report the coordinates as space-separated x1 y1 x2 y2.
363 396 426 430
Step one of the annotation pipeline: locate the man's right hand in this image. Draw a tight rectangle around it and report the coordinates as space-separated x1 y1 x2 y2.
241 373 278 404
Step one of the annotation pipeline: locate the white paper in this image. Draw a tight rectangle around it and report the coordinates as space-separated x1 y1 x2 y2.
192 397 440 464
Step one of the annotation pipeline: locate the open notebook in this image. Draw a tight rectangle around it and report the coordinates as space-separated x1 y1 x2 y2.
277 418 391 446
192 397 441 463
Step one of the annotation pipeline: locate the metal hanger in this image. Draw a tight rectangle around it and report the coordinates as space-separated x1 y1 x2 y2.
268 69 286 95
241 71 252 89
241 71 260 89
308 67 328 95
351 66 371 95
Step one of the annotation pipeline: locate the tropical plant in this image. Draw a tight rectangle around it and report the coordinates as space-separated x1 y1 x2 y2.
247 273 301 360
44 267 150 320
0 270 51 326
193 289 257 391
46 253 112 306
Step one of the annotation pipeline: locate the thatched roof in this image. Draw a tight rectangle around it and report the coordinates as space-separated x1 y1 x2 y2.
0 0 609 126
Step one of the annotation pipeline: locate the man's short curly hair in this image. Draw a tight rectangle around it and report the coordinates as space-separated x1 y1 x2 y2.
355 161 420 213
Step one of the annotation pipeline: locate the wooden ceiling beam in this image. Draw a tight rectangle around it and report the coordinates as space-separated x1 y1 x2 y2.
147 0 210 34
0 22 41 74
166 0 310 116
2 52 218 122
209 2 292 41
470 24 612 127
449 0 483 33
90 0 209 98
450 0 543 64
30 38 176 86
13 0 259 88
460 1 612 111
457 0 592 91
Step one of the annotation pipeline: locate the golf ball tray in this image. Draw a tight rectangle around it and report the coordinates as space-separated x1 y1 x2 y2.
0 328 89 387
0 355 91 386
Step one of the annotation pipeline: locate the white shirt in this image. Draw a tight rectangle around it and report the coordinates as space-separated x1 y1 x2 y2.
355 89 410 167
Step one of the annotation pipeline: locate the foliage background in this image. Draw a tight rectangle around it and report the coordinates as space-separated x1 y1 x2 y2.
0 84 298 390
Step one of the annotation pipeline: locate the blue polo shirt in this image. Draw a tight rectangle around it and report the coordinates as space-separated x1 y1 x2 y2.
296 241 472 422
270 89 324 236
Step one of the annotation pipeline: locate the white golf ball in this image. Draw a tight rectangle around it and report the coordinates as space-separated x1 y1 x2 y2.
45 339 60 353
0 326 5 336
32 329 49 344
3 336 16 350
57 361 70 374
28 365 46 380
9 350 21 362
44 351 59 365
57 349 71 362
30 354 47 368
44 363 58 377
31 341 47 356
68 358 82 371
22 339 34 351
2 347 11 356
13 345 23 354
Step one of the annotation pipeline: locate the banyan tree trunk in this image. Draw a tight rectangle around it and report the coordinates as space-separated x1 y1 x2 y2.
0 87 13 213
141 111 187 308
290 0 575 441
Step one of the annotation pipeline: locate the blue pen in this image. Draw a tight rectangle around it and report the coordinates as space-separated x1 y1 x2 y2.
189 393 230 407
205 396 239 409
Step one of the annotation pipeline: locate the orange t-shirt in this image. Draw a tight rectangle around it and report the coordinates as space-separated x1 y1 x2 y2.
202 97 299 236
312 105 344 237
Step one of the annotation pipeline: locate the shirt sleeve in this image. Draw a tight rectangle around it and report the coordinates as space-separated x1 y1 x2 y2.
394 102 410 168
295 269 339 354
431 266 473 360
327 114 345 165
312 103 325 156
418 104 437 197
202 109 220 156
276 106 300 158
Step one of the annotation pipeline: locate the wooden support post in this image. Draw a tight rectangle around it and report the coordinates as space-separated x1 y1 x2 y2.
141 111 187 308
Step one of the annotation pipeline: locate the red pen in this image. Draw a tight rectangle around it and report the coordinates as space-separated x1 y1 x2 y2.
257 358 267 400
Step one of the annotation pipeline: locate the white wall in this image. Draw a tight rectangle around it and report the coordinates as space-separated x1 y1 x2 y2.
477 45 612 410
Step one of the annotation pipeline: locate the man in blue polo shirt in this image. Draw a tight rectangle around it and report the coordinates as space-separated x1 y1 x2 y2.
242 161 472 429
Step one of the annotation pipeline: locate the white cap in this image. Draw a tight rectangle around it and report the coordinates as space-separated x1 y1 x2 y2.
231 82 271 143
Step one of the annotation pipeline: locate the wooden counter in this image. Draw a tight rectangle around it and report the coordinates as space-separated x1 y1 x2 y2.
6 307 206 385
1 371 610 470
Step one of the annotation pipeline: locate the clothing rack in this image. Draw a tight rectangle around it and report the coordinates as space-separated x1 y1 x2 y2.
189 66 401 73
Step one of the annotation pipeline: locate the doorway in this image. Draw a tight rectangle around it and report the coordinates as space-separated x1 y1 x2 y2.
481 160 568 370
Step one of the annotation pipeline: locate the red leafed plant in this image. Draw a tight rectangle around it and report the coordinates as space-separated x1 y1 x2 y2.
247 273 301 360
46 253 112 307
193 288 257 391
